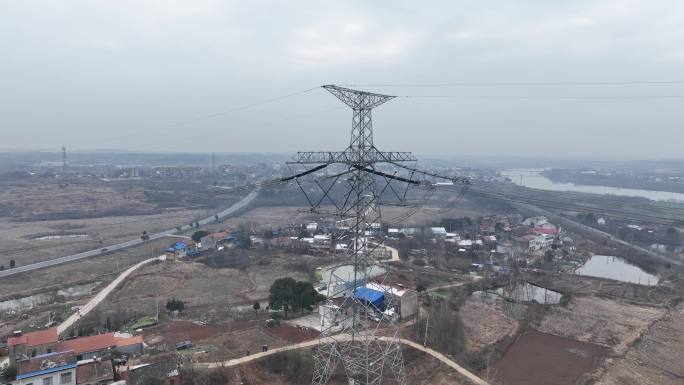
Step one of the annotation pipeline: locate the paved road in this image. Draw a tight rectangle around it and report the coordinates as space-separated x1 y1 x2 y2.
0 188 259 278
199 335 489 385
56 256 163 334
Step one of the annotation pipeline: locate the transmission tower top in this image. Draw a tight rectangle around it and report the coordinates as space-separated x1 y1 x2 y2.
322 85 396 150
322 85 396 110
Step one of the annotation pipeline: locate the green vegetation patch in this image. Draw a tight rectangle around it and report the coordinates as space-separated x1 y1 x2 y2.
129 315 157 329
430 289 449 299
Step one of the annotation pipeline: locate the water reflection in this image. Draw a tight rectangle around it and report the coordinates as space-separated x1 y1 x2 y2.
0 281 101 313
576 255 659 285
501 169 684 202
473 282 563 319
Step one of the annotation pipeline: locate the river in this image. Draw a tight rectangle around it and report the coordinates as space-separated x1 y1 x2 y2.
501 169 684 202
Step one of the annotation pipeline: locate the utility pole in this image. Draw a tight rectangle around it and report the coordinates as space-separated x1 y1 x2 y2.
61 145 68 187
423 313 429 348
212 152 216 171
285 85 468 385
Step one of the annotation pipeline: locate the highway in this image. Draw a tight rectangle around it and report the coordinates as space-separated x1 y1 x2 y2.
0 188 259 278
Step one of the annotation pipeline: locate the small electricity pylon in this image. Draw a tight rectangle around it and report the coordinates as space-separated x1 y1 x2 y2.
285 85 466 385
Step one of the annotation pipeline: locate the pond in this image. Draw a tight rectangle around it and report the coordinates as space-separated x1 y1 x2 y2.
0 281 101 313
473 282 563 319
576 255 659 286
33 234 90 240
474 282 562 305
322 264 386 284
501 169 684 202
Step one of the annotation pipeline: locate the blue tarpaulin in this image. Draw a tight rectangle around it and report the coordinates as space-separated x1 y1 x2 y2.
354 287 384 308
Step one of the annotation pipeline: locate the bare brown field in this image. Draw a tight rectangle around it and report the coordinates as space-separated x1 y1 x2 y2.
0 177 242 268
460 298 518 353
492 330 608 385
535 295 664 353
239 346 478 385
0 180 156 220
106 257 312 311
594 303 684 385
55 253 320 340
0 208 207 267
0 238 170 299
528 272 679 306
203 202 486 233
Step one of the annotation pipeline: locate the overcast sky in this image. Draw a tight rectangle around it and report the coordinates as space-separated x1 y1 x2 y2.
2 0 684 159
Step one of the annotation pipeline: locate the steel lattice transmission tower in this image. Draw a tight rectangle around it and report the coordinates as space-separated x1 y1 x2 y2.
285 85 460 385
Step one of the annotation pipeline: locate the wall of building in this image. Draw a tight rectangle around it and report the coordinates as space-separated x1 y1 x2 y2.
399 292 418 319
10 343 57 366
18 367 75 385
116 343 143 356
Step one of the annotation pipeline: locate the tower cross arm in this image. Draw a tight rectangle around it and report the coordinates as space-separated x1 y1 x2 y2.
322 85 396 110
286 150 416 165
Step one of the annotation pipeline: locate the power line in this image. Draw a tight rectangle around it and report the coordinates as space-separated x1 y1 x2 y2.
98 88 327 144
342 80 684 87
159 87 320 128
399 95 684 100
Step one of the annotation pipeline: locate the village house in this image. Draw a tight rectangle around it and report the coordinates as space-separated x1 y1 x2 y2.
199 231 233 251
364 282 418 320
445 232 461 243
164 241 192 260
76 359 115 385
430 227 448 237
56 333 143 361
522 216 549 227
7 328 59 365
479 215 511 234
123 360 180 385
16 351 77 385
249 235 265 248
8 328 143 367
517 234 554 251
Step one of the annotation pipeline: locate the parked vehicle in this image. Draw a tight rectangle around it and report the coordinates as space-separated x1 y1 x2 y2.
175 341 193 350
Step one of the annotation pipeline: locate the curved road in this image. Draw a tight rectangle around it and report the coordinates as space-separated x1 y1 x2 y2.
199 335 489 385
56 256 163 334
0 188 259 278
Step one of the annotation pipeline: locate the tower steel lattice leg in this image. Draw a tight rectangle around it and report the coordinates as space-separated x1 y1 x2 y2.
288 85 412 385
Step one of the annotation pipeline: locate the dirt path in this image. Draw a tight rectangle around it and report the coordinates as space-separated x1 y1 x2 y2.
199 335 489 385
382 243 400 262
56 256 162 334
369 241 400 262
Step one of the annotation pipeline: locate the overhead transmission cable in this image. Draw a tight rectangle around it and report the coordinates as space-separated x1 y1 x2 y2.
398 95 684 100
341 80 684 87
160 87 320 128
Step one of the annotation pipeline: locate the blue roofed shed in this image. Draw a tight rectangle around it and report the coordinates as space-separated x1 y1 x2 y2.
354 287 384 309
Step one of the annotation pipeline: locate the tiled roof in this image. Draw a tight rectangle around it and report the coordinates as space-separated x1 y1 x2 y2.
52 333 144 356
115 335 144 347
128 360 178 385
56 333 117 354
7 328 58 347
17 351 76 377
